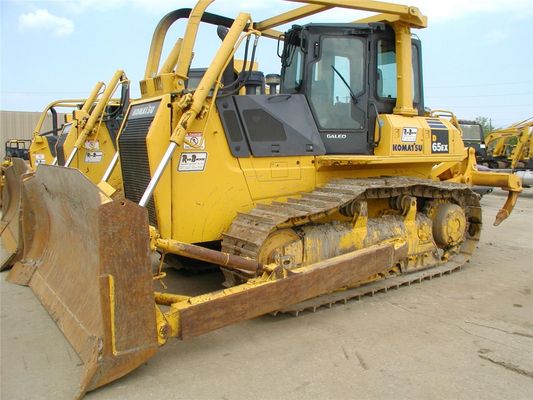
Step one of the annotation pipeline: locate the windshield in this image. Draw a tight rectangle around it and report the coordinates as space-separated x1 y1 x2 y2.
309 36 365 130
460 124 483 141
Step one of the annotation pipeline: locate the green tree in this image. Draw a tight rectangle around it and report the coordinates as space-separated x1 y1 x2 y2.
474 116 493 137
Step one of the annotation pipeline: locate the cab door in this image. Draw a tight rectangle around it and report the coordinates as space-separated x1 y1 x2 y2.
306 33 370 155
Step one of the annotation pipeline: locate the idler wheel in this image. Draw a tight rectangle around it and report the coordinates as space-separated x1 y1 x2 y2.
432 203 467 247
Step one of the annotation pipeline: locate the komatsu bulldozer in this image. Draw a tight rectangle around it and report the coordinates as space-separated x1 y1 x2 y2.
5 0 523 397
1 99 81 205
24 100 83 167
52 70 129 187
0 71 129 271
26 103 78 167
1 100 83 268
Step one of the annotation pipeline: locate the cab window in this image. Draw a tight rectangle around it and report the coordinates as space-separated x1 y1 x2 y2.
377 40 421 103
309 37 365 130
282 47 304 91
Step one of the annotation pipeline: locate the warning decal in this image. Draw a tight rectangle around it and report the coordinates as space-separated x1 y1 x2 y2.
35 154 46 165
178 152 208 172
184 132 205 150
84 140 100 150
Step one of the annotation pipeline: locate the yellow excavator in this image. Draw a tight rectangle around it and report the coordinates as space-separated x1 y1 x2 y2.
484 118 532 168
469 118 533 187
481 118 532 186
0 71 129 270
6 0 522 397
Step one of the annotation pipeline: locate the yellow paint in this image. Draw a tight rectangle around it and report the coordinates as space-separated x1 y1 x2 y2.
145 95 174 239
58 112 123 187
120 0 519 248
26 75 127 192
107 275 118 356
29 137 56 168
138 99 520 244
240 156 316 200
27 99 87 168
170 106 252 243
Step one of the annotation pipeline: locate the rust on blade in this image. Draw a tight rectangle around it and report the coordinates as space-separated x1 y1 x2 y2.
0 158 30 271
177 242 407 339
9 166 158 396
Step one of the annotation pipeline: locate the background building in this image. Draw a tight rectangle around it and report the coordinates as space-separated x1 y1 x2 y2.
0 110 66 159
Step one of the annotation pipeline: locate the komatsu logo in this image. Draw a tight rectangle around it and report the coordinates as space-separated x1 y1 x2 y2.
392 144 423 152
326 134 347 139
131 104 156 117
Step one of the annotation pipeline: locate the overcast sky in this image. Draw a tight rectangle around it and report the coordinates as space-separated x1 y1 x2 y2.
1 0 532 127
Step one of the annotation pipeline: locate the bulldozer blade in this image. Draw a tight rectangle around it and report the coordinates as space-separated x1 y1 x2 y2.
0 158 30 270
7 165 158 397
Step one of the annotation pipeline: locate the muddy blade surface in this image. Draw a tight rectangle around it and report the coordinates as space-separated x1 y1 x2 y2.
0 158 29 270
9 166 158 396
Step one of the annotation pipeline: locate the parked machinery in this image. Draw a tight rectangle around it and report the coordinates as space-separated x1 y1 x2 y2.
1 99 83 265
4 140 31 160
6 1 522 397
480 118 532 187
27 99 89 167
458 119 487 160
484 118 532 166
0 71 129 270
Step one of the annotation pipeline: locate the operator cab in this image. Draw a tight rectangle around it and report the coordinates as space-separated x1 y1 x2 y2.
280 23 424 154
458 120 487 160
218 22 424 158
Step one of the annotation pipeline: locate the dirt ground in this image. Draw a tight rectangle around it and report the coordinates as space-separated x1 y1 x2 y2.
1 189 532 400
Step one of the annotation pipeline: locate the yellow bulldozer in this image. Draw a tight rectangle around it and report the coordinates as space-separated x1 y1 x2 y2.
1 100 82 204
26 99 88 168
5 0 523 397
1 100 85 268
0 71 129 270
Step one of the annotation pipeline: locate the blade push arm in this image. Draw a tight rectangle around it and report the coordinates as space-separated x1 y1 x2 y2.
64 70 128 167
